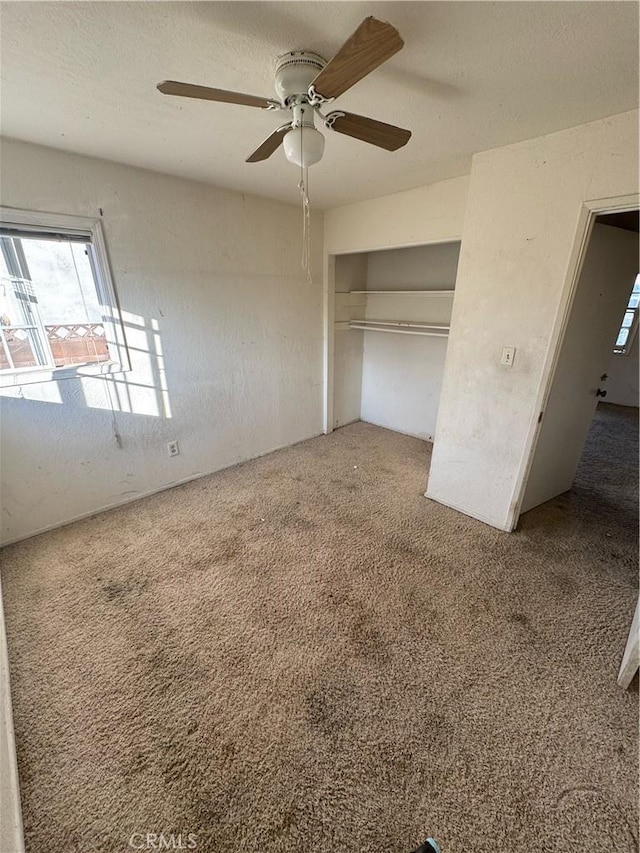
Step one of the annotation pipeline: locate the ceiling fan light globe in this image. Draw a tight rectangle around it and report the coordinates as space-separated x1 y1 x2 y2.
283 126 325 168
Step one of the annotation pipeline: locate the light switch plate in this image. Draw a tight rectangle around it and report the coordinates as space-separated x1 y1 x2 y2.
501 346 516 367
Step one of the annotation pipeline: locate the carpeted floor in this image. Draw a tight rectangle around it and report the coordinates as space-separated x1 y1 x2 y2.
1 403 638 853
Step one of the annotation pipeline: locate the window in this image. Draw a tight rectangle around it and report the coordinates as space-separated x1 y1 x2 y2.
0 208 129 387
613 274 640 356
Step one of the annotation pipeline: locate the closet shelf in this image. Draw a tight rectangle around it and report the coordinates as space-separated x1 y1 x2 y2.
349 289 455 296
349 320 449 338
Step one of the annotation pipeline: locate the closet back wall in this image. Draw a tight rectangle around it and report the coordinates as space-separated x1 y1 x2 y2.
361 243 460 440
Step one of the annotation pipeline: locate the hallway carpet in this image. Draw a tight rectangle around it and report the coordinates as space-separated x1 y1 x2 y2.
1 404 638 853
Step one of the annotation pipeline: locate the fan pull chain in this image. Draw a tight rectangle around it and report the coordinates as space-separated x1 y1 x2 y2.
298 125 313 285
299 168 312 285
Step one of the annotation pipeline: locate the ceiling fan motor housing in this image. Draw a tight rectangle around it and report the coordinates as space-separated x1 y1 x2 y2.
274 50 326 103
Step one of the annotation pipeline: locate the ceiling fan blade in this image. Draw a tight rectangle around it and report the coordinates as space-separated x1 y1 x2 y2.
325 111 411 151
246 125 291 163
157 80 275 109
310 17 404 100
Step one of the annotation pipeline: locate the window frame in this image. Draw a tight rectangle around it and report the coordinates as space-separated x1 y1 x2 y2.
613 273 640 357
0 207 130 387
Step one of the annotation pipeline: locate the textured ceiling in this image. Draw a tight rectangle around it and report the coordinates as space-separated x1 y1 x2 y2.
1 1 638 209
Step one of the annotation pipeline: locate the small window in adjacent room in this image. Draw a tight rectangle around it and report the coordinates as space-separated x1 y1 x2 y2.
613 274 640 356
0 208 129 387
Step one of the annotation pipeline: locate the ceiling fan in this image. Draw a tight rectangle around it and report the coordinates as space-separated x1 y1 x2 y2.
157 16 411 169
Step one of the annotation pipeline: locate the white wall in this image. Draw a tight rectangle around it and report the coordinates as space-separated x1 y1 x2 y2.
359 334 447 441
426 110 639 530
0 139 324 544
359 243 459 441
607 335 639 407
324 175 469 256
366 242 461 291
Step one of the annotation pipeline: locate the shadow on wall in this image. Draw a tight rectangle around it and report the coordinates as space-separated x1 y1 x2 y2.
1 308 172 419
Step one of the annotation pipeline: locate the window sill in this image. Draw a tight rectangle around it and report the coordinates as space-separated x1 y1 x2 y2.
0 360 128 389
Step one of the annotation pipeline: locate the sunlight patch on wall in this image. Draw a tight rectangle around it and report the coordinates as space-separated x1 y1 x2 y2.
80 311 172 418
151 317 172 418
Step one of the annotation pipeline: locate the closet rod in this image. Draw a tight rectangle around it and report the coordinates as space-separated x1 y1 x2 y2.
349 289 455 296
349 323 449 338
350 319 450 330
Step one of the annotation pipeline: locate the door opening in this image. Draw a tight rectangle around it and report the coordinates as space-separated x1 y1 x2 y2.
519 210 639 517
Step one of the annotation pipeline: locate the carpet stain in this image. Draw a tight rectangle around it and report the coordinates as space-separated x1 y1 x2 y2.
347 606 390 662
102 577 147 601
304 683 356 737
548 571 579 596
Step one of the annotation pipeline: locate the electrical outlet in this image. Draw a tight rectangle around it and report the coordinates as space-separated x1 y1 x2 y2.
167 440 180 457
501 346 516 367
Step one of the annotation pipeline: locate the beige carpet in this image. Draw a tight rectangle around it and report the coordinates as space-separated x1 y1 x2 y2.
1 403 638 853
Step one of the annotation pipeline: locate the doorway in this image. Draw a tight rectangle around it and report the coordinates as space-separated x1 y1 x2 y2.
519 210 639 516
